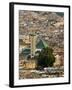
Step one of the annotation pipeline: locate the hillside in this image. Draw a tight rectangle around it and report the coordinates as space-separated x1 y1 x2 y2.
19 10 64 65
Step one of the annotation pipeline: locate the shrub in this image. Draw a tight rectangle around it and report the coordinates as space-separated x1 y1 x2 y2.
37 47 55 68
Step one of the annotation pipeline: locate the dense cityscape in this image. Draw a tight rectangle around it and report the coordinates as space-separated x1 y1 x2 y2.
19 10 64 79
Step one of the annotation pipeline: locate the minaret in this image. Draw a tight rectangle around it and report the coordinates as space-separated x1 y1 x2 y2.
29 29 36 57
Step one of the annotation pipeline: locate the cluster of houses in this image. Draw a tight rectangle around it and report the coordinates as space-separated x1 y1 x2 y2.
19 29 63 70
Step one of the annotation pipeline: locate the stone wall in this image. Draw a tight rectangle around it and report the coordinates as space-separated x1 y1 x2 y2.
23 60 37 69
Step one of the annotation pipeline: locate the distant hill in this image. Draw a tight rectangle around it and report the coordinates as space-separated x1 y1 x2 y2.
19 10 64 57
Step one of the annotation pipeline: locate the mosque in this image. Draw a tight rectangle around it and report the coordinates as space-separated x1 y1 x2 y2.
20 29 62 68
22 29 48 59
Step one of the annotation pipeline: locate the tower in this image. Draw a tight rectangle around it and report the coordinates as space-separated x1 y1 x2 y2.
29 29 36 57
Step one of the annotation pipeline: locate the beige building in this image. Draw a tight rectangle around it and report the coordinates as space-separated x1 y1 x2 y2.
53 55 61 67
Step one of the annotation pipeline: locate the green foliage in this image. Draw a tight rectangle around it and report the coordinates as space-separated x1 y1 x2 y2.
37 47 55 68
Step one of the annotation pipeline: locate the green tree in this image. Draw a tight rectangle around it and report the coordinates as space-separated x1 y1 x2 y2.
37 47 55 68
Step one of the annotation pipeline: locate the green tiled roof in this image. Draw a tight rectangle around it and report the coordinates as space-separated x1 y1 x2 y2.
22 48 31 55
36 39 48 49
22 39 48 56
